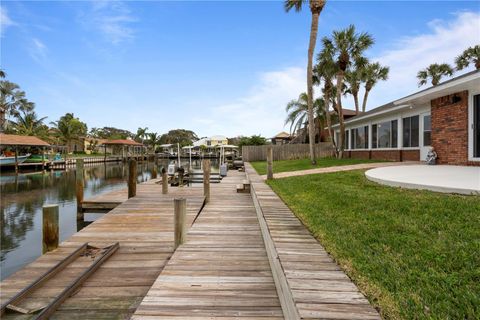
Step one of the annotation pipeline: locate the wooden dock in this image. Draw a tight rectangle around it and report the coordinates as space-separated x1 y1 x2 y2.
132 171 283 319
0 181 205 319
1 165 380 319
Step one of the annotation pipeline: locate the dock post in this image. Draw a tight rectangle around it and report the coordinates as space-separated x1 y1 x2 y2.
267 145 273 180
14 146 19 173
203 159 210 204
76 159 84 220
128 159 137 198
178 167 184 187
174 198 186 249
162 168 168 194
43 204 59 254
151 166 157 179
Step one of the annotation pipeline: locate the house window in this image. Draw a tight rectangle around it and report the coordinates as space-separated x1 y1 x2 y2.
335 130 349 149
351 126 369 149
345 130 349 149
403 115 419 148
372 120 398 148
423 115 431 146
474 94 480 157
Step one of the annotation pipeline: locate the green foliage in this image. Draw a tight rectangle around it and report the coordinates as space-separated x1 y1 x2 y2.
159 129 199 147
455 45 480 70
238 135 268 148
251 157 383 175
89 126 134 140
417 63 454 87
0 74 35 132
51 113 87 150
268 170 480 319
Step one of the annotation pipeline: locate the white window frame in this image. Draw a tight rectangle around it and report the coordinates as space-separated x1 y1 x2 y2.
468 89 480 161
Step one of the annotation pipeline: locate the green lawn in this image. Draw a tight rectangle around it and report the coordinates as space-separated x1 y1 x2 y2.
251 157 385 175
267 171 480 319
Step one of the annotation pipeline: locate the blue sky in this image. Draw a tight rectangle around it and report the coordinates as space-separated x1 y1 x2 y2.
1 1 479 138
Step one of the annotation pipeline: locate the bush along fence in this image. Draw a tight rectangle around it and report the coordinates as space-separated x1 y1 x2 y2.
242 143 334 162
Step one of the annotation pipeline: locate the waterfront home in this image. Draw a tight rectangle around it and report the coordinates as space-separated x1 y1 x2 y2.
333 70 480 165
193 135 228 147
271 131 293 145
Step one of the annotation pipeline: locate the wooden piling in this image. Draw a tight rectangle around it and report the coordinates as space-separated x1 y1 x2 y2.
76 159 84 220
128 159 137 198
14 146 18 173
174 198 187 250
151 166 157 179
162 168 168 194
267 145 273 180
203 159 210 203
43 204 59 254
178 167 184 187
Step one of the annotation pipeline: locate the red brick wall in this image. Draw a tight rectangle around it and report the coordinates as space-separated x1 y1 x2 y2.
371 150 401 161
431 91 469 165
401 150 420 161
349 150 371 159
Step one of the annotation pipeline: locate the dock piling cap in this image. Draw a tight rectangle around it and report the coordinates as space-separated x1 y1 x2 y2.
43 204 59 208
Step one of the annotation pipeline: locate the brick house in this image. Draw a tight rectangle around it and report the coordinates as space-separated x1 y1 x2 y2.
332 70 480 165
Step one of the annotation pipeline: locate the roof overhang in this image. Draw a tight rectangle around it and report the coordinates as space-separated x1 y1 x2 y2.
331 104 412 128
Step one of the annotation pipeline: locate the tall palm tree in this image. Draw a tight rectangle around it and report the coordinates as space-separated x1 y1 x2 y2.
0 81 34 132
344 57 368 115
135 127 149 144
285 0 326 165
285 93 309 139
417 63 454 87
455 45 480 70
361 62 389 113
147 132 160 152
321 25 374 157
50 113 88 152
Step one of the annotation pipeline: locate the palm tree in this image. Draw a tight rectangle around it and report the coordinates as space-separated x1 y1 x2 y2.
417 63 454 87
0 81 34 132
321 25 374 157
285 0 326 165
344 57 368 114
361 62 389 113
285 93 309 140
455 45 480 70
147 132 160 152
50 113 88 152
135 127 149 144
12 110 48 137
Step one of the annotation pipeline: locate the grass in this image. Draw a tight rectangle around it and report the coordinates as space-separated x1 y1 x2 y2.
267 170 480 319
250 157 386 175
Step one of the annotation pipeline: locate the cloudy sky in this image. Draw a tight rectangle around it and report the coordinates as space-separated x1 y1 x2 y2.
1 1 479 138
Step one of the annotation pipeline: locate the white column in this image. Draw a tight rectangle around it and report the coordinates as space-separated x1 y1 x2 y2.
397 116 403 149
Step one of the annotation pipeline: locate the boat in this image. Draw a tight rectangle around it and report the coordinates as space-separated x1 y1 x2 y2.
0 154 31 167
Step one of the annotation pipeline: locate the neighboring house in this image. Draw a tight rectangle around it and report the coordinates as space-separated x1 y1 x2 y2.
271 131 293 145
193 135 228 147
332 70 480 165
84 138 108 154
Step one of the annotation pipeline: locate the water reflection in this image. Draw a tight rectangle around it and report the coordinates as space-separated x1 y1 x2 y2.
0 159 218 280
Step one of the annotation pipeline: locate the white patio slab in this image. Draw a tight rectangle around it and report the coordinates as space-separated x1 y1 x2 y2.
365 165 480 195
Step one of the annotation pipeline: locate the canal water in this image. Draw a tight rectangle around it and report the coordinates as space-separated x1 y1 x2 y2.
0 158 218 280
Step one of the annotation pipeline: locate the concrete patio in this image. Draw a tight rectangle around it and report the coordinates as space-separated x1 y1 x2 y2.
365 165 480 195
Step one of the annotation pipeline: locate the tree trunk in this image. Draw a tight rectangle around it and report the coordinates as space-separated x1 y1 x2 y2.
336 71 345 159
362 89 370 113
353 92 359 114
306 12 319 165
0 109 5 133
323 91 337 157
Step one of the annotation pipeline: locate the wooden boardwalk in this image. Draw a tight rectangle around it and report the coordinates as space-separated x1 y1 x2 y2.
0 181 205 319
133 171 283 319
245 163 380 320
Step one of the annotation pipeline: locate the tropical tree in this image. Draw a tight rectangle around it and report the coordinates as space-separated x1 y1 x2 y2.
50 113 87 152
238 135 268 148
455 45 480 70
11 110 48 138
417 63 454 87
147 132 161 152
321 24 374 157
285 0 326 165
0 80 34 132
285 93 309 139
361 61 389 112
159 129 199 147
344 56 368 115
135 127 149 144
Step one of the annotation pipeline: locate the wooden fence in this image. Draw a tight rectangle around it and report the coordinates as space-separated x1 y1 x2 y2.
242 143 334 162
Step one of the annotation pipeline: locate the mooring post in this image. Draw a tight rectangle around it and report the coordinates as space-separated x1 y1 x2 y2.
14 146 19 173
174 198 187 249
76 159 84 220
203 159 210 203
128 159 137 198
151 166 157 179
162 168 168 194
267 145 273 180
178 167 184 187
43 204 59 254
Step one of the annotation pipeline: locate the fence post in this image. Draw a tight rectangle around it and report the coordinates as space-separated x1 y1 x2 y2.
203 159 210 204
76 159 84 220
43 204 59 254
128 159 137 198
162 167 168 194
267 146 273 180
174 198 186 250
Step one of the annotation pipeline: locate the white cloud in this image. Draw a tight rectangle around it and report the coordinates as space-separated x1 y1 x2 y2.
29 38 48 62
0 6 16 36
194 67 306 138
82 1 137 45
364 11 480 110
